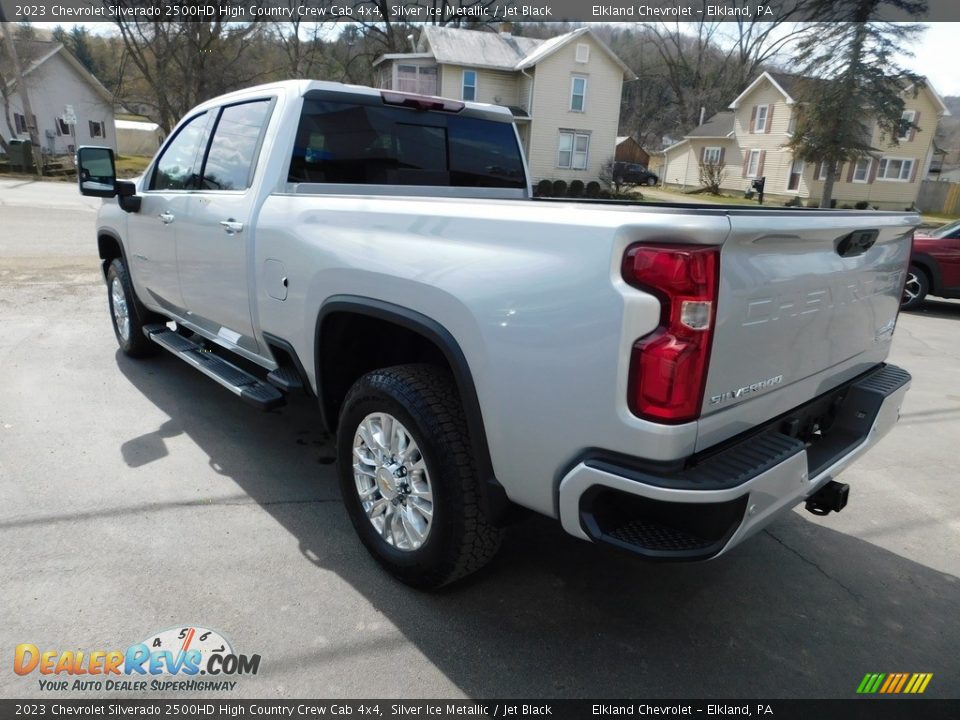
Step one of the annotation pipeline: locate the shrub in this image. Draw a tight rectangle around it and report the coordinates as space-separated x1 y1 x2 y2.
854 200 870 209
552 180 568 197
568 180 585 197
599 189 612 199
840 203 853 209
536 179 553 197
586 181 601 198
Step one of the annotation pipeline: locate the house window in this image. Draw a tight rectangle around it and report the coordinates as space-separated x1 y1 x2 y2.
89 120 105 138
852 157 872 183
396 64 438 95
754 104 769 133
747 149 761 177
787 159 804 191
876 157 915 181
56 117 71 136
570 76 587 112
817 161 841 181
703 146 722 165
575 43 590 63
558 130 590 169
898 110 916 141
461 70 477 101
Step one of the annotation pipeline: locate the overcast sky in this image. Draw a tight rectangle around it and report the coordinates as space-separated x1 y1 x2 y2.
27 21 960 98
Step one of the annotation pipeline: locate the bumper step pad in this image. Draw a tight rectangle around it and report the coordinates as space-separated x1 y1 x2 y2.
143 324 285 411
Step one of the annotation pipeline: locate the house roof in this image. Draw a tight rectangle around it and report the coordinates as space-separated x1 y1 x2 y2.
685 111 735 138
379 26 636 79
115 119 160 131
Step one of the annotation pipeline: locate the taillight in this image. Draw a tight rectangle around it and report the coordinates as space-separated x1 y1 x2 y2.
622 244 720 424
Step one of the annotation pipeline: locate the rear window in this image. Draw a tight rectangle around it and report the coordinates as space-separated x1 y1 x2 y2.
288 99 525 189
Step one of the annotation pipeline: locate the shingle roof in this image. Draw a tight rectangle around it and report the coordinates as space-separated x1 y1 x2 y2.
686 111 735 138
420 26 543 71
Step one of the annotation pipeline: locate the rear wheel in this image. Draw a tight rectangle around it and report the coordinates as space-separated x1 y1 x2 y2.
901 265 929 310
106 258 161 358
646 176 657 186
337 364 502 589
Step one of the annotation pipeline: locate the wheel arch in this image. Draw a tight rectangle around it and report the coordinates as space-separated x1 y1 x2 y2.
911 253 941 294
97 230 127 282
315 296 512 523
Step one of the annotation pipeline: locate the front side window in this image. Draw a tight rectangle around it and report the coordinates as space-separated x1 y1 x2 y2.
898 110 916 140
288 99 525 188
462 70 477 101
570 76 587 112
852 157 872 182
201 100 272 191
877 157 914 181
747 149 761 177
150 112 208 191
754 105 768 132
558 130 590 169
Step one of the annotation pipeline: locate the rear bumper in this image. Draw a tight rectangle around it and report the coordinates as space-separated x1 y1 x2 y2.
558 364 911 560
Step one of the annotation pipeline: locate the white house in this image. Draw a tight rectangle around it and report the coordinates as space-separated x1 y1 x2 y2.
1 37 116 156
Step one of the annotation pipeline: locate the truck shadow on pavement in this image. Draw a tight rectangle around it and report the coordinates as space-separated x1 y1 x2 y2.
116 352 960 699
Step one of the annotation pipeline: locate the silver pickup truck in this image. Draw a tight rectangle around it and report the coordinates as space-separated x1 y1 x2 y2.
78 80 913 588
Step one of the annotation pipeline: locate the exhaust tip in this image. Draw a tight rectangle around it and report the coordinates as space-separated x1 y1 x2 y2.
805 481 850 516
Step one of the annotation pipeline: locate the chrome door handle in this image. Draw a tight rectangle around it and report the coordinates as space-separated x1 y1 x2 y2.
158 211 175 224
220 220 244 234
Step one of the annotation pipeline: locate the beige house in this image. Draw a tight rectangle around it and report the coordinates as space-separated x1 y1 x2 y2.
661 71 949 208
375 26 635 183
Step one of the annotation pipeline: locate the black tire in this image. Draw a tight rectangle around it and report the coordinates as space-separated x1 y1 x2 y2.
646 176 657 186
336 364 502 589
105 257 162 358
901 265 929 310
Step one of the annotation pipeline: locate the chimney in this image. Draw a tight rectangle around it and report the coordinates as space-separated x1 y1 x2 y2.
699 106 706 126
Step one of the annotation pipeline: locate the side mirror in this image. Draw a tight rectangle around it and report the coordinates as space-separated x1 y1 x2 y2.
77 146 118 197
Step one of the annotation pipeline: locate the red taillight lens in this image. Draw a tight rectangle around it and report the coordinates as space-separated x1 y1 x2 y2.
622 244 720 424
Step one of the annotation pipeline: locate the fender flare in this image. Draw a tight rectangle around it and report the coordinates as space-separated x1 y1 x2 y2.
910 253 942 294
316 295 511 522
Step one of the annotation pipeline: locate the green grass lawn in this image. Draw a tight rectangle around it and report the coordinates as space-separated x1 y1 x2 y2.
114 155 152 179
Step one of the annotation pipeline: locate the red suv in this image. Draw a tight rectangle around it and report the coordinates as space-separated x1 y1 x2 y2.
902 219 960 309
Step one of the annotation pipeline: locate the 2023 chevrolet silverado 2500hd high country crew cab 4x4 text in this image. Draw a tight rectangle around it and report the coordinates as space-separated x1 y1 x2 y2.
78 81 914 588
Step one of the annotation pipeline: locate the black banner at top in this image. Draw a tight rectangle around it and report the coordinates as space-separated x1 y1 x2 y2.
5 0 960 22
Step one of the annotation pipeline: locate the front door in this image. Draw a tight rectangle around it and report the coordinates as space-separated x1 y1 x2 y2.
175 100 273 355
128 111 210 314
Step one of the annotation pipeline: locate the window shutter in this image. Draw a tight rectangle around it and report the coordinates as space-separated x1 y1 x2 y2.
700 146 706 163
909 111 920 141
765 105 774 134
757 150 766 177
718 147 725 165
749 106 757 134
742 152 750 177
909 160 919 183
867 159 878 184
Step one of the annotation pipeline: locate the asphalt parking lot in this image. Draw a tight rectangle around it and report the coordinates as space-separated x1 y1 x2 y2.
1 179 958 700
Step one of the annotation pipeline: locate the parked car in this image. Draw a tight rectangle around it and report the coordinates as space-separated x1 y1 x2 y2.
902 219 960 309
614 161 659 186
77 80 913 588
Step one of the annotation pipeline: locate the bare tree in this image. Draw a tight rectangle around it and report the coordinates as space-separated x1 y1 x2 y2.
698 160 726 194
0 22 43 173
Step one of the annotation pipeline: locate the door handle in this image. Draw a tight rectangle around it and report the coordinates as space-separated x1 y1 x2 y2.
220 220 244 234
158 211 175 224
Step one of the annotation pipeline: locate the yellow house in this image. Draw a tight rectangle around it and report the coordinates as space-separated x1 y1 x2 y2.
661 71 950 208
374 26 636 184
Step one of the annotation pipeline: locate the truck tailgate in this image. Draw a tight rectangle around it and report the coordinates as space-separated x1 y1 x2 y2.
697 211 916 450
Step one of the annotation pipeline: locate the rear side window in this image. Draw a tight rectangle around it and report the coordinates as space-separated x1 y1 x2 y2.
150 112 207 191
201 100 272 191
288 99 525 188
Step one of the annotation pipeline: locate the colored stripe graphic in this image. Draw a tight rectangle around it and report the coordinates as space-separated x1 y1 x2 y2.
858 673 932 694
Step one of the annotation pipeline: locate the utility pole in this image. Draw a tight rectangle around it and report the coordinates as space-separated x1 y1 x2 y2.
0 20 45 176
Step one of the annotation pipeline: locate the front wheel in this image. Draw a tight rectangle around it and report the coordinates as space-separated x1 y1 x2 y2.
105 258 161 358
336 364 502 589
901 265 929 310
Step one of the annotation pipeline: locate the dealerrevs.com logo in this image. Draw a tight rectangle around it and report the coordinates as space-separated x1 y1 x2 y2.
14 626 261 693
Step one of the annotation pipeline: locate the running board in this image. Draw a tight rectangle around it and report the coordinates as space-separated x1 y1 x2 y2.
143 325 285 411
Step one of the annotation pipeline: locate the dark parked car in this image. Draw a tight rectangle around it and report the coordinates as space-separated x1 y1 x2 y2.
902 219 960 309
614 161 659 186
